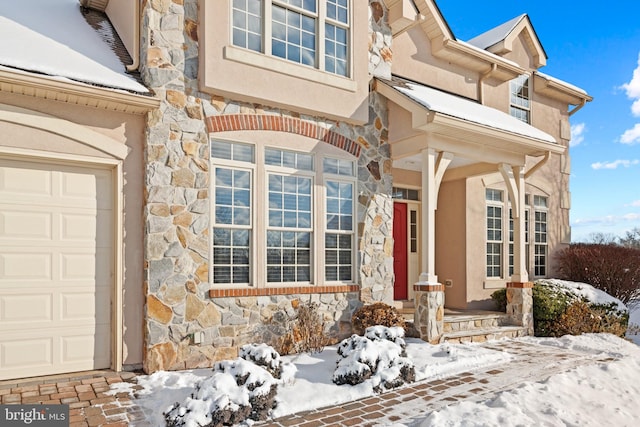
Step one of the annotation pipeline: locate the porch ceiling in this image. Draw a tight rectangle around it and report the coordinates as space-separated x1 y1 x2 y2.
376 77 565 169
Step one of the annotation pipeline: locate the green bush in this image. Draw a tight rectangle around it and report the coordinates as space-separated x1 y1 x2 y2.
490 288 507 312
533 281 628 338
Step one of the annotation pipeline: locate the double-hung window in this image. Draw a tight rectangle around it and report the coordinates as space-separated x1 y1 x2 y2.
533 195 548 277
510 74 530 123
211 139 356 287
232 0 350 77
486 189 503 278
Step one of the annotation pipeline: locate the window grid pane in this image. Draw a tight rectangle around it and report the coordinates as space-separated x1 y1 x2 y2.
325 23 348 76
272 5 317 67
214 167 251 226
325 233 352 281
510 74 530 123
326 180 353 231
267 231 311 282
269 174 312 228
213 228 250 284
232 0 263 52
265 148 314 170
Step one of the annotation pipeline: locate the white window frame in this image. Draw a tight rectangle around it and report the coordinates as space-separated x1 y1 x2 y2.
210 138 357 288
533 195 548 278
486 189 504 279
510 74 531 124
231 0 352 77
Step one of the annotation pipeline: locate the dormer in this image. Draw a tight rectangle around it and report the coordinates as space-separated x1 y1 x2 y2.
467 14 547 69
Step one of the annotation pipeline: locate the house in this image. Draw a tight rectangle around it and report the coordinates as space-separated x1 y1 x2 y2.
0 0 590 380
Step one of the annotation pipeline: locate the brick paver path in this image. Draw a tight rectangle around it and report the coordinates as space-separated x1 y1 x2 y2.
0 370 147 427
0 339 619 426
260 339 619 426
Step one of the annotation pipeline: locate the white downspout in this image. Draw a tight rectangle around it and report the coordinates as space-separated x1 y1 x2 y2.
478 63 497 104
126 0 141 72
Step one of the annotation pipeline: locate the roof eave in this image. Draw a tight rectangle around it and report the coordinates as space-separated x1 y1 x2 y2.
0 68 159 115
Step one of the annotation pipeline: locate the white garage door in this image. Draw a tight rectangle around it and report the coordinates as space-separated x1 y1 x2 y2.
0 158 113 380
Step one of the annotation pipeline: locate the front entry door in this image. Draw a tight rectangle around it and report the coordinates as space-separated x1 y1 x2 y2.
393 202 408 300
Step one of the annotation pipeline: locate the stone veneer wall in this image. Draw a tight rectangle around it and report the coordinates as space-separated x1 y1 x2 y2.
139 0 394 372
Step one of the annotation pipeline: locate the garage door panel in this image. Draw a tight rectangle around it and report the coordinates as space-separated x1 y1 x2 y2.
1 293 52 323
0 162 53 199
1 337 53 369
0 252 52 281
0 160 113 380
61 288 110 322
0 209 52 241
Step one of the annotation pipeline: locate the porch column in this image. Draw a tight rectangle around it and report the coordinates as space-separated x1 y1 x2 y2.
414 148 452 343
499 164 533 334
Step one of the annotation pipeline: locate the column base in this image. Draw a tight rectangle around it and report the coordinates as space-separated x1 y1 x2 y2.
506 282 534 335
413 282 445 344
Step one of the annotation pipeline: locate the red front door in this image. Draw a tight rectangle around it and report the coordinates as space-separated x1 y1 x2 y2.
393 202 408 300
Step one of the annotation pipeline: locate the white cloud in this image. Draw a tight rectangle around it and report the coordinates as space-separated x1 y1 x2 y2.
622 53 640 117
591 159 640 170
628 200 640 207
570 123 586 147
620 123 640 144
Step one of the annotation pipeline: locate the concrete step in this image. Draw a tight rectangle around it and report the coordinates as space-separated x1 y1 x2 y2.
440 326 526 344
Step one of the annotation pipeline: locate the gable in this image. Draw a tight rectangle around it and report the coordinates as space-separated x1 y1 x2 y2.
468 14 547 69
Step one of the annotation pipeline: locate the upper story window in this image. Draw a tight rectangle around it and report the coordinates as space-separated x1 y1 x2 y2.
510 74 530 123
232 0 350 77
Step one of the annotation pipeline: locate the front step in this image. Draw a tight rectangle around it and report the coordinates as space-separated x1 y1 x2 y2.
396 304 525 343
440 325 526 344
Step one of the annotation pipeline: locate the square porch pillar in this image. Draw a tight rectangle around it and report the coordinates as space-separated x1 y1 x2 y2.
506 282 534 335
413 283 445 343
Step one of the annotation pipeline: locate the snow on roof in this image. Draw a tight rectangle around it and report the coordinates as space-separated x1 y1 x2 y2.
536 71 589 96
387 77 556 143
467 14 527 50
0 0 148 93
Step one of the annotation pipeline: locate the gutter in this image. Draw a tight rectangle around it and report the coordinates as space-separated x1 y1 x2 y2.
568 98 587 117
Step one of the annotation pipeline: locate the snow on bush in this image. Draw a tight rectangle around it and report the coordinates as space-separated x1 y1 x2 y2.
538 279 627 312
333 326 415 393
165 344 296 426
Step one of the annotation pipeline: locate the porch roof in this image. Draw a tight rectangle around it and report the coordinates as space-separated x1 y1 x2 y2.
376 76 564 167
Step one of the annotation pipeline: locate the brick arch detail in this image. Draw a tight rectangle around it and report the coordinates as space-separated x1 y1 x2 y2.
205 114 361 157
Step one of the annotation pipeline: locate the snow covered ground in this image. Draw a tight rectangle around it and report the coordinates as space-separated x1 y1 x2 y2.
110 281 640 426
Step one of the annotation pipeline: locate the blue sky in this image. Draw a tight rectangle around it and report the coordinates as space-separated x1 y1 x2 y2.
436 1 640 242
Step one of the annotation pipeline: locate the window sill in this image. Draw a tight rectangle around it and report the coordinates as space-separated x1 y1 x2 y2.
209 284 360 298
483 279 507 289
224 45 358 93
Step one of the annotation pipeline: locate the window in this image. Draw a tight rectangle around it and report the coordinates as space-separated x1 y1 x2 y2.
232 0 350 76
486 189 503 278
392 187 420 201
510 74 530 123
533 196 548 277
211 139 356 287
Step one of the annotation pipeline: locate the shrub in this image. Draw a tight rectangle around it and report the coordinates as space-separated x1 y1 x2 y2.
333 326 415 393
351 302 406 335
554 243 640 307
490 288 507 312
273 302 329 355
533 280 628 338
165 344 295 426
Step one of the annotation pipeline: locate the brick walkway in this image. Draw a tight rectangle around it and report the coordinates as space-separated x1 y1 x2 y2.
0 370 146 427
260 339 618 426
0 339 619 426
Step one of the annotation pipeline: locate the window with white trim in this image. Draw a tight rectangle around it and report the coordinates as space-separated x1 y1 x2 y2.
533 195 548 277
211 139 356 287
486 189 503 278
510 74 530 123
232 0 350 76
